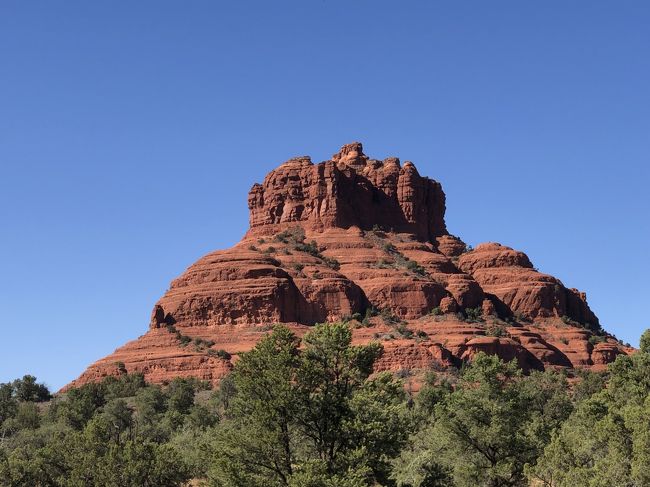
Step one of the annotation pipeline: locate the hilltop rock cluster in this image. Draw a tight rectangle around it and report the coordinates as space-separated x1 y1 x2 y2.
67 143 630 390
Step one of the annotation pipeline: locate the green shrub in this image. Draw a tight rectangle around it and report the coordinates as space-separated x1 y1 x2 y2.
382 242 397 253
375 258 392 268
342 312 362 323
405 259 427 276
362 306 380 325
485 324 506 337
640 329 650 353
323 257 340 270
274 227 305 244
208 349 232 360
193 338 216 351
395 323 414 338
429 306 442 316
588 335 607 346
380 308 402 325
295 240 321 257
464 307 483 322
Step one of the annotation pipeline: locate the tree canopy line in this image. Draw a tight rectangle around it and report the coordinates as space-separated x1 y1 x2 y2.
2 324 650 487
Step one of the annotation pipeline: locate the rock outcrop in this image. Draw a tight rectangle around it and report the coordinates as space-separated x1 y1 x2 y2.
248 143 447 241
65 143 630 390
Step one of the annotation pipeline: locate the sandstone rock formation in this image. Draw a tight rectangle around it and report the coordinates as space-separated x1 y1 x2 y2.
66 143 631 390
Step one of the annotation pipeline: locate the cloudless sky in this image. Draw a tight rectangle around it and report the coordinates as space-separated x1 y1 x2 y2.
1 1 648 390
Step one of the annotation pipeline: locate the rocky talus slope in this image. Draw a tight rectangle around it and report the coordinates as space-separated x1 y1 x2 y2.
66 143 630 390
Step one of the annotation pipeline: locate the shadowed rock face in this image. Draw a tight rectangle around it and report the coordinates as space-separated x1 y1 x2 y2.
65 143 630 390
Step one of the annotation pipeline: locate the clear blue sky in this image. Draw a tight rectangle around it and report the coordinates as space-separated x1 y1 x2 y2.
1 1 648 390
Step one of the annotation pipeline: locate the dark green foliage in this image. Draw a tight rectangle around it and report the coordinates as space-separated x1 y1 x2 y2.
166 323 217 353
295 240 321 257
382 242 397 253
0 383 18 426
103 372 146 399
529 350 650 486
639 328 650 354
380 308 402 325
4 329 650 486
485 323 506 337
274 227 306 244
209 323 409 486
57 381 108 429
166 378 197 415
395 323 414 338
463 307 483 322
405 259 427 276
361 306 380 325
193 337 216 352
342 312 363 323
429 306 442 316
393 354 573 487
588 334 607 346
323 256 341 270
0 373 201 486
208 348 232 360
572 369 607 403
12 375 51 403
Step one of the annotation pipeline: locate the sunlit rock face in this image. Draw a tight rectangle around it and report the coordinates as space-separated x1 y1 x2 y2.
65 143 629 391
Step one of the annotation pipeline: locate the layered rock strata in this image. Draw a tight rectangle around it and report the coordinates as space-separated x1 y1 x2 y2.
66 143 629 390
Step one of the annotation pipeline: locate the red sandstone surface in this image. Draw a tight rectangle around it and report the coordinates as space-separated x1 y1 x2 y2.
65 143 631 390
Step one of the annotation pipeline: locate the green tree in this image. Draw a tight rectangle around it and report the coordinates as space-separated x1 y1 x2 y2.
530 351 650 486
166 378 196 415
0 382 18 427
639 328 650 354
12 375 51 403
393 354 572 487
210 325 300 486
56 381 106 429
0 402 190 486
103 398 134 444
209 323 408 487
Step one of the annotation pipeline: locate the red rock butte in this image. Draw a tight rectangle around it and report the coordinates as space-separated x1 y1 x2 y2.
66 142 631 390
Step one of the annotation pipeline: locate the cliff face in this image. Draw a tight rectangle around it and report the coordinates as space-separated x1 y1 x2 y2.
247 142 447 241
66 143 630 390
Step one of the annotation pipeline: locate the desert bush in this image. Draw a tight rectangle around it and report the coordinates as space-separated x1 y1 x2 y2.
464 307 483 323
429 306 442 316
